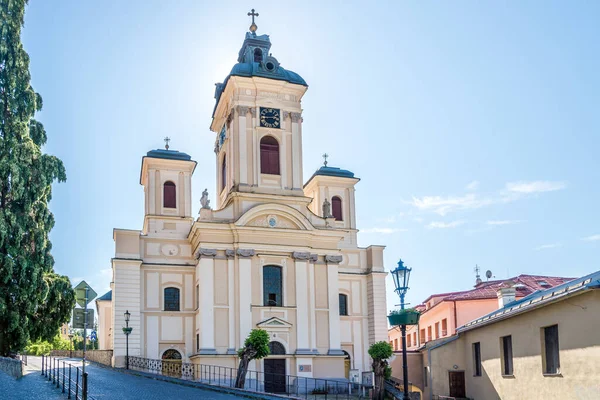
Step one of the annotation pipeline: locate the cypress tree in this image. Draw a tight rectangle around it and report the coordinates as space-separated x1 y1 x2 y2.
0 0 74 356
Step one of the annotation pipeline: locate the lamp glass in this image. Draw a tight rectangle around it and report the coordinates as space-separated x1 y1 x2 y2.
392 259 412 296
124 310 131 323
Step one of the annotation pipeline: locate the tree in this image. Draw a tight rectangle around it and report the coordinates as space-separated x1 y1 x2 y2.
235 329 270 388
0 0 73 356
368 341 393 400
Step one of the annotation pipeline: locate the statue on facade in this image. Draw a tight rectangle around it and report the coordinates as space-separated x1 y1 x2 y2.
200 188 211 210
322 198 332 218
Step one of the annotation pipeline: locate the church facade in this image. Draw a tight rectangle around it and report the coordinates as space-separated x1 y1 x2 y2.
105 19 388 380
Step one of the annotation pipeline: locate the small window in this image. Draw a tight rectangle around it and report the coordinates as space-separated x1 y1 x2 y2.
543 325 560 374
163 181 176 208
420 328 426 343
427 326 432 342
196 333 199 351
263 265 282 307
254 48 263 63
501 335 513 376
473 342 482 376
407 335 412 348
414 332 417 346
260 136 280 175
435 322 440 339
394 338 399 351
424 367 428 387
339 293 348 316
332 196 343 221
221 155 227 191
442 318 448 336
195 284 199 310
164 287 180 311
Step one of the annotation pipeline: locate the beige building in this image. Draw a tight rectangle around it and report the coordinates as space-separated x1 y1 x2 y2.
423 270 600 400
102 21 388 383
95 290 113 350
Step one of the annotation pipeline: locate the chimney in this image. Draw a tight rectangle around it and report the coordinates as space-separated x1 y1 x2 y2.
497 282 516 308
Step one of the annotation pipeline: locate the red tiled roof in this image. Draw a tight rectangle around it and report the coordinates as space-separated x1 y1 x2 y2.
428 275 575 302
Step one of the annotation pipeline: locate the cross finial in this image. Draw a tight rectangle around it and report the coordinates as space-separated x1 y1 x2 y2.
322 153 329 166
164 136 171 150
248 8 259 33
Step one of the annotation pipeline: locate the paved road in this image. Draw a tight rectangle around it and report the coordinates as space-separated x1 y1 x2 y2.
1 356 241 399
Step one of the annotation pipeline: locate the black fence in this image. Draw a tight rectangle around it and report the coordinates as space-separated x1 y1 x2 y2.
41 355 96 400
128 355 370 399
19 353 27 366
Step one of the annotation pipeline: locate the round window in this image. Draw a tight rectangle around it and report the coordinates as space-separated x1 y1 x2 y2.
266 62 275 71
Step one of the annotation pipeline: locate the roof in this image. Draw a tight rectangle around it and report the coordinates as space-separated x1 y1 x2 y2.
304 166 359 187
96 290 112 301
145 149 192 161
458 270 600 332
422 274 574 305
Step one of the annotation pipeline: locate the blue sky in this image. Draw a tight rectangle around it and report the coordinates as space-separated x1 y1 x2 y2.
22 1 599 313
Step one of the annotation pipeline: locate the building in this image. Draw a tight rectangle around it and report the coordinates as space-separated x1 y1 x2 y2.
388 274 573 352
388 274 574 395
103 16 388 382
95 290 113 350
59 323 70 340
422 270 600 400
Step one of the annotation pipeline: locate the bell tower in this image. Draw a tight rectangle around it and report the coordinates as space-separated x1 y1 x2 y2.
210 12 308 209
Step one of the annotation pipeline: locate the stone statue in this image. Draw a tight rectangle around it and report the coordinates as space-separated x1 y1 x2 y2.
200 188 211 209
322 198 331 218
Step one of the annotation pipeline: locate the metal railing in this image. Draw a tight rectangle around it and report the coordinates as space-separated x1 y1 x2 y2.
19 353 28 366
41 355 96 400
128 355 370 399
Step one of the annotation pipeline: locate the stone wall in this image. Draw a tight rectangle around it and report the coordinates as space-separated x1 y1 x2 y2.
0 356 23 379
50 350 113 366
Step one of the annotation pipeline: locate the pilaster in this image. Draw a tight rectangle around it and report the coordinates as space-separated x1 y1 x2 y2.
197 249 217 354
326 259 344 355
237 249 254 347
112 259 142 367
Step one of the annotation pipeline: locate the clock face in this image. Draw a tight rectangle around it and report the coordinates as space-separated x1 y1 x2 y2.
260 107 281 129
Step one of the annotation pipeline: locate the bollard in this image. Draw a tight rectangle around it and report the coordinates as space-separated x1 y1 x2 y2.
82 372 88 400
62 361 66 392
41 355 44 375
52 358 56 384
75 367 79 400
57 361 61 389
68 364 72 399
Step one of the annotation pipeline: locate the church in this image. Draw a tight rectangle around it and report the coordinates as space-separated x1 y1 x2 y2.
102 13 388 381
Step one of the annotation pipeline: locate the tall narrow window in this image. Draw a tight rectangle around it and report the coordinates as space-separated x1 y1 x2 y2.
331 196 343 220
263 265 282 306
163 181 176 208
427 326 432 341
164 287 180 311
420 329 426 343
260 136 280 175
407 335 412 348
501 335 513 376
221 155 227 191
339 293 348 315
442 318 448 336
394 338 399 351
254 48 263 63
473 342 482 377
196 333 199 351
413 332 417 346
543 325 560 374
435 322 440 339
195 284 199 309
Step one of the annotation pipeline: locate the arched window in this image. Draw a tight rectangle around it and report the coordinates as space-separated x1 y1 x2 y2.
263 265 282 307
164 181 176 208
221 155 227 191
254 48 263 63
260 136 280 175
164 287 180 311
339 293 348 316
162 349 182 360
268 341 286 355
332 196 343 221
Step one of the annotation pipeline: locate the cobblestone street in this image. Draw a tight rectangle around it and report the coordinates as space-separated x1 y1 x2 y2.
1 357 241 399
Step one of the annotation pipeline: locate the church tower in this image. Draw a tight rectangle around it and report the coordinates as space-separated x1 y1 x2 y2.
210 15 308 209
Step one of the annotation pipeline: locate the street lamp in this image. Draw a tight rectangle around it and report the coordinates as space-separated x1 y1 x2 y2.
68 328 74 358
391 259 412 400
123 310 132 370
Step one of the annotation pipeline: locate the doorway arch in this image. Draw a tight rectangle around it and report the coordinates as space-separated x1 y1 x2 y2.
161 349 182 377
264 341 286 393
343 350 352 379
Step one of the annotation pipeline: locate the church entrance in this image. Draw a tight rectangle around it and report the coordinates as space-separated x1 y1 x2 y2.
264 342 286 393
343 351 352 379
161 349 182 377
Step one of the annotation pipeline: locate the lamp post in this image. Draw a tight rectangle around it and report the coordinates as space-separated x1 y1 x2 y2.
68 329 74 358
391 259 412 400
123 310 132 370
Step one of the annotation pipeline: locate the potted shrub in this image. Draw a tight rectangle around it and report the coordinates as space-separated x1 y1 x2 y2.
387 308 420 326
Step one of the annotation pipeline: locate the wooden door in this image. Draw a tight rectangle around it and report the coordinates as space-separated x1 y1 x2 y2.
264 359 286 393
449 371 466 398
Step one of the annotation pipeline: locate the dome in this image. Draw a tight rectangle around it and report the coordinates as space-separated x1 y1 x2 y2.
146 148 192 161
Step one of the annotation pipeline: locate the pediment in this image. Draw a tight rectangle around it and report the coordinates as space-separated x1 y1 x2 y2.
235 203 314 231
257 317 292 329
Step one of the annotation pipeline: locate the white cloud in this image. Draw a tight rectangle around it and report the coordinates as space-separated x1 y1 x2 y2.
427 220 465 229
534 243 562 251
486 220 522 226
411 194 494 216
506 181 567 194
466 181 479 191
581 234 600 242
361 227 407 234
